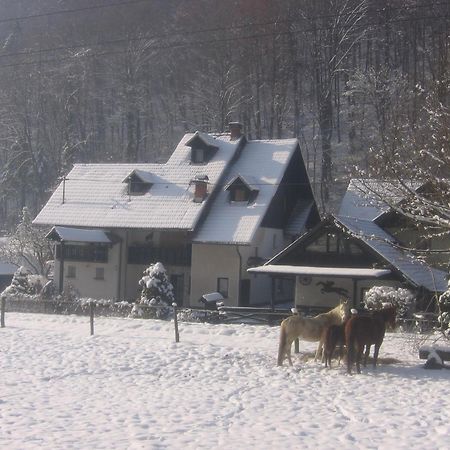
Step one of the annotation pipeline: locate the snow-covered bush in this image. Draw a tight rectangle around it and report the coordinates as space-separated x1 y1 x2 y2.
136 262 175 319
438 283 450 333
364 286 415 319
1 266 48 299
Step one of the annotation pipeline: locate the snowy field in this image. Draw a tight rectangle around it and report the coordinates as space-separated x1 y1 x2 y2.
1 313 450 450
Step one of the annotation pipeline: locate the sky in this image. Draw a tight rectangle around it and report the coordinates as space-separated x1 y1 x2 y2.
1 312 450 449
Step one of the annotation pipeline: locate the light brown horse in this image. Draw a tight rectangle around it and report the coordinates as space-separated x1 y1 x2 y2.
345 306 397 374
277 300 349 366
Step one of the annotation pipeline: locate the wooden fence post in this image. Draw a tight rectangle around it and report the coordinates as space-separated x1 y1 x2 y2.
90 301 95 336
1 297 5 328
172 303 179 343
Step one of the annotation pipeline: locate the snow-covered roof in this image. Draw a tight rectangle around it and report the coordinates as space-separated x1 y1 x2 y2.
193 139 299 245
335 215 448 292
339 179 421 221
33 133 240 230
46 226 113 243
0 262 17 275
248 265 391 278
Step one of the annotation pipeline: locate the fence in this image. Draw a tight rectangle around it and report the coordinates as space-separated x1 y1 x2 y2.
0 297 180 343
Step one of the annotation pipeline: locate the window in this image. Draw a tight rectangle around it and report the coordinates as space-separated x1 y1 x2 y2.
67 265 76 278
94 267 105 280
231 187 249 202
191 148 205 164
217 277 229 298
129 180 151 195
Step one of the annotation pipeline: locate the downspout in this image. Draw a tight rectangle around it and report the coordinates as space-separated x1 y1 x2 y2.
235 245 242 306
59 241 65 294
123 230 129 300
117 235 123 301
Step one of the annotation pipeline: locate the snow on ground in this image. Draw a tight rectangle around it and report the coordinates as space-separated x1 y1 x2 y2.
1 313 450 450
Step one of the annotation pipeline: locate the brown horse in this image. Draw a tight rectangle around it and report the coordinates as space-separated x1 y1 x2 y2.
345 306 397 374
322 322 346 368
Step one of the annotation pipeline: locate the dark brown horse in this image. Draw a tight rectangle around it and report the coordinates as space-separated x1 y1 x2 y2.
345 306 397 374
322 323 346 368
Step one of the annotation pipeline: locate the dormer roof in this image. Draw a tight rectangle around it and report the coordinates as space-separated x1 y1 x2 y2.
122 169 155 185
185 131 219 149
224 174 260 192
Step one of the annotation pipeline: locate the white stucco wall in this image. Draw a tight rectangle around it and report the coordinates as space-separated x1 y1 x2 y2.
54 239 122 300
295 276 403 308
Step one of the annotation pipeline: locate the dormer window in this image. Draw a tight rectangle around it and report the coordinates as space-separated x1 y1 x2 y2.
122 170 154 195
225 175 259 204
186 131 218 165
192 148 205 164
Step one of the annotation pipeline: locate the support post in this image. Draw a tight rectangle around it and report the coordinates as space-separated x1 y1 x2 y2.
90 301 95 336
172 303 180 343
1 297 5 328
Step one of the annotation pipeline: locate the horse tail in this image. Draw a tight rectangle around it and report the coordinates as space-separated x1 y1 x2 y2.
278 321 287 366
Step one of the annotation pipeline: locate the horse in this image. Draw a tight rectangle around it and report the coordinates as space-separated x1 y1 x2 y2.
322 322 346 368
345 306 397 374
277 300 349 366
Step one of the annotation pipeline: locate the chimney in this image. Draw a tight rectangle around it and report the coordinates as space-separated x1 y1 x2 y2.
229 122 243 140
191 175 209 203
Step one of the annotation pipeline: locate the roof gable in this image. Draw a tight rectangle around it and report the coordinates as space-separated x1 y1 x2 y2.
193 138 307 245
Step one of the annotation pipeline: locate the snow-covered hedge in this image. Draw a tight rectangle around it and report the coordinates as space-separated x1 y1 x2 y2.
364 286 415 318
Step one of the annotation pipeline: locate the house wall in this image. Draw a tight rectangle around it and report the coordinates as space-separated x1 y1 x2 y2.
190 243 241 306
295 276 403 309
191 227 291 307
54 239 122 300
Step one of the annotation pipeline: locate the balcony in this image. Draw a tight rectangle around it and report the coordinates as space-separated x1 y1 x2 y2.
128 245 192 267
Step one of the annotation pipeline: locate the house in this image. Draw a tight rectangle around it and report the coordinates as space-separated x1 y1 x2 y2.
249 179 448 310
33 123 320 306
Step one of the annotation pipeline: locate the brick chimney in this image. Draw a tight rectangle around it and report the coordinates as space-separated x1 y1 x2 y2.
229 122 243 140
191 175 209 203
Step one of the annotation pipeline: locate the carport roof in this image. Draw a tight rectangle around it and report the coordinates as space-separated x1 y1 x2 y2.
247 265 391 278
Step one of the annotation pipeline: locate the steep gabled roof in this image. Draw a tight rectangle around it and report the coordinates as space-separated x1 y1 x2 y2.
335 215 448 292
193 138 299 245
339 179 422 221
33 133 240 230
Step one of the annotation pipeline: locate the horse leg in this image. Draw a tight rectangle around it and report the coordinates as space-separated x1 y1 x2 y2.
373 343 380 369
356 345 363 374
363 345 371 367
286 340 294 366
314 340 323 362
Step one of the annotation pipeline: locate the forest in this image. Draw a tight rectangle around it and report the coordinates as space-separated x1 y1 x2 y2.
0 0 448 230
